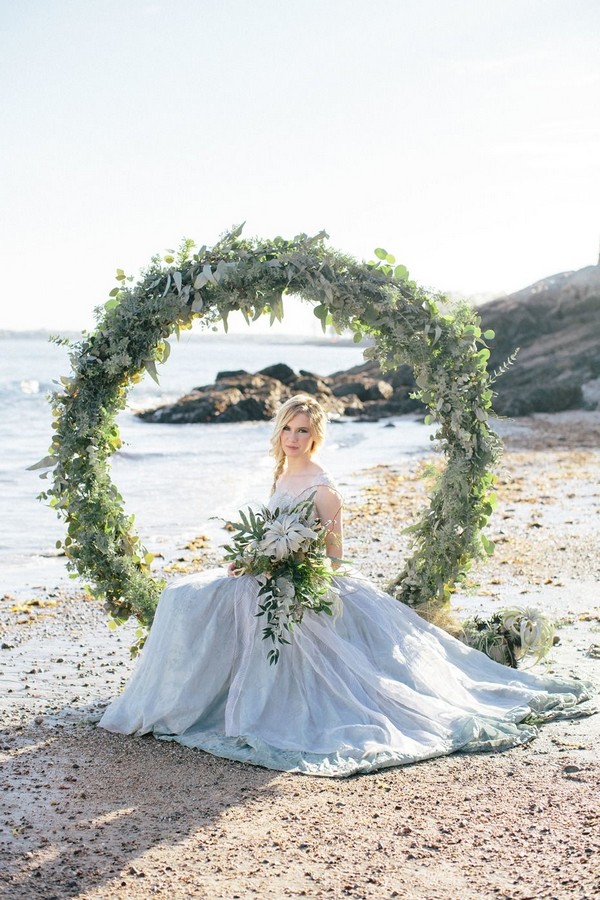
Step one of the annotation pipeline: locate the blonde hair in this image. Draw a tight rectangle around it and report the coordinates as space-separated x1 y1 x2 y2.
270 394 327 492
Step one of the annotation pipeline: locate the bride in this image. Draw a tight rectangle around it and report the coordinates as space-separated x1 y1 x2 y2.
99 395 593 777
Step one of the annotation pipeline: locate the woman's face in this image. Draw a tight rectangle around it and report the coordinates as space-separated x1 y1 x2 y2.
280 412 314 462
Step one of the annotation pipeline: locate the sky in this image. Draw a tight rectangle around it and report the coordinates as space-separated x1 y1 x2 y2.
1 0 599 332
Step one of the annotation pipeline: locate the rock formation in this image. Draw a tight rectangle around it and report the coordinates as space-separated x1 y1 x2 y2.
478 265 600 416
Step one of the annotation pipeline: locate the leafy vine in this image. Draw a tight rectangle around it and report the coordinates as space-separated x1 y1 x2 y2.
34 226 501 651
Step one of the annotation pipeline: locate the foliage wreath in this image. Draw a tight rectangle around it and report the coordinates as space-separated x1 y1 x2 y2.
35 226 502 648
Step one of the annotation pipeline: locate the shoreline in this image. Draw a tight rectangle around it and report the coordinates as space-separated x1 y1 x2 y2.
1 410 598 898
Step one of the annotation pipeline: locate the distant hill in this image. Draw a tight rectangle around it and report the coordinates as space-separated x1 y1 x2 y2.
478 264 600 415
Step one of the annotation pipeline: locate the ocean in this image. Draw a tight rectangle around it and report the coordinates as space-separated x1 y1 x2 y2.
0 332 433 597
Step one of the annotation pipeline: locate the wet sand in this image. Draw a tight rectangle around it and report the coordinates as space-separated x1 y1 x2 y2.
1 411 598 899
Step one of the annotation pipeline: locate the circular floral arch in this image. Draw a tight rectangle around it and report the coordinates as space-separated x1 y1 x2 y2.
36 227 500 642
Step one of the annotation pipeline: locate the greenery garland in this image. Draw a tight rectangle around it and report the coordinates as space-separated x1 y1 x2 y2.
34 226 503 653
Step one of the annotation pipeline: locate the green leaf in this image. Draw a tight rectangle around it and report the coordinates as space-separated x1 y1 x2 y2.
374 247 387 260
481 534 495 556
394 265 409 281
104 299 119 311
483 329 495 340
108 287 120 298
269 294 284 324
202 264 217 285
228 222 245 240
116 268 125 281
386 253 396 264
173 271 182 294
430 324 442 346
27 455 57 471
144 359 160 384
164 255 174 264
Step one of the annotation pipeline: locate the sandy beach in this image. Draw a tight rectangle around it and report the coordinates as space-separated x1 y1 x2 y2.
1 411 598 899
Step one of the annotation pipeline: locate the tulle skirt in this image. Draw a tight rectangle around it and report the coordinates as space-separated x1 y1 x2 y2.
99 568 595 777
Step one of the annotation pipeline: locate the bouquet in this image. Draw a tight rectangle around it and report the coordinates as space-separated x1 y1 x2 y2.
223 493 339 664
460 606 555 668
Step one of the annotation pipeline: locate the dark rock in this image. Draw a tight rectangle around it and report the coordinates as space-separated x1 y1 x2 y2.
331 379 393 402
299 369 323 379
215 369 249 381
387 364 416 389
329 360 379 380
258 363 296 384
215 373 280 393
290 375 333 396
388 386 422 415
138 387 245 423
218 395 281 422
340 394 364 416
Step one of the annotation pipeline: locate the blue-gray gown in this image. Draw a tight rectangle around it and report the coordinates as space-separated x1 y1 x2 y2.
99 475 594 777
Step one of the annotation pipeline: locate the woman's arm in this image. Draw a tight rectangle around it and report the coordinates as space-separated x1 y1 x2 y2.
314 486 343 565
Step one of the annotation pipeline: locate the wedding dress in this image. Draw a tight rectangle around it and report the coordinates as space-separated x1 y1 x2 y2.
99 474 594 777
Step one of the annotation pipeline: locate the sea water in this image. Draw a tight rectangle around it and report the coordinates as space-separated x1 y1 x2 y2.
0 332 433 596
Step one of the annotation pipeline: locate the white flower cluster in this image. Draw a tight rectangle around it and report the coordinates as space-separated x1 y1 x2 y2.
259 512 319 562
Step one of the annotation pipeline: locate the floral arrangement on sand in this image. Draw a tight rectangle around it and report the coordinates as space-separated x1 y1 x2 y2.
460 606 555 668
224 493 339 664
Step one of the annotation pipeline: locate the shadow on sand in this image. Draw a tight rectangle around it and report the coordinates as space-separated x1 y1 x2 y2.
0 700 280 898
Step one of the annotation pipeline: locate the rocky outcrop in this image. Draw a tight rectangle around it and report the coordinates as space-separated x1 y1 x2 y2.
136 360 421 424
138 373 290 424
479 265 600 416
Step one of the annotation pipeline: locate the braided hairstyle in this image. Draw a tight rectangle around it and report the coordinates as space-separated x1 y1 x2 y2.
270 394 327 493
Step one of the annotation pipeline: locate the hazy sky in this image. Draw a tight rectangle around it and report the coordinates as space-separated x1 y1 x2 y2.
2 0 599 331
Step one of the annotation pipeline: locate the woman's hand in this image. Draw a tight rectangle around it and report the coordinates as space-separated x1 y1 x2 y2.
227 561 237 577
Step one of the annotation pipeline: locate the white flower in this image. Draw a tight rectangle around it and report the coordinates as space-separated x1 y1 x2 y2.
258 513 319 561
274 576 296 604
500 606 554 663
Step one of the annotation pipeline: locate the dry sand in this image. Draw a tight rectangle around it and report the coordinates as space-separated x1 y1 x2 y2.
1 411 599 899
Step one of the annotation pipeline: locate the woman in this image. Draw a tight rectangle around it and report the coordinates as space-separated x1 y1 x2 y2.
99 395 594 777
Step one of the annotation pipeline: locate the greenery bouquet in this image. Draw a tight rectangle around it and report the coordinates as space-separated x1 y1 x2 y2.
460 606 555 668
223 493 339 664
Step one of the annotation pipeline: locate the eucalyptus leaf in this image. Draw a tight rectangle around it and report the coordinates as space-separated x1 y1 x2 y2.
27 454 57 471
144 359 160 384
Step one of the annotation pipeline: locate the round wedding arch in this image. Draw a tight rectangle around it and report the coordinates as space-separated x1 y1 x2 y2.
36 226 500 647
